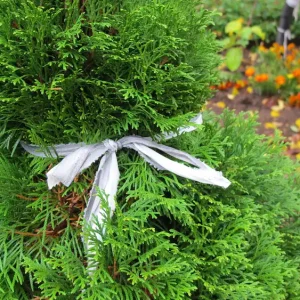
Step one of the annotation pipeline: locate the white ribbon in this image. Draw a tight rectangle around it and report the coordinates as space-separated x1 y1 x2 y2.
294 2 300 20
287 0 300 19
278 0 299 58
21 114 230 245
287 0 299 7
277 27 292 58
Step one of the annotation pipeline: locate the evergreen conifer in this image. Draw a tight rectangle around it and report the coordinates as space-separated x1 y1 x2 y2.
0 1 299 299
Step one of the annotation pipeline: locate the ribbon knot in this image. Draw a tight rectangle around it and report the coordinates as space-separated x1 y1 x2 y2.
103 139 122 152
21 114 231 246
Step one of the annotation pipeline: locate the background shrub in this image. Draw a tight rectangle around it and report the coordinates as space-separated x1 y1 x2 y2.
201 0 300 43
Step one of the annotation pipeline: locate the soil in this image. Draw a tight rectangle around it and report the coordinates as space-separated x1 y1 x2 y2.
208 89 300 157
209 90 300 137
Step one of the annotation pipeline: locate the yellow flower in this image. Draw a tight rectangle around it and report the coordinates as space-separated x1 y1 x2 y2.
295 118 300 129
215 101 226 109
247 87 253 93
259 44 268 52
270 110 280 118
264 122 276 129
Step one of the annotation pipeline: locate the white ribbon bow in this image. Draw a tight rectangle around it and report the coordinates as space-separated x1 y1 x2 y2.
21 115 230 242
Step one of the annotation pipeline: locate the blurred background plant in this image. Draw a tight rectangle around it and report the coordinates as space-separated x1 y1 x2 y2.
250 43 300 102
201 0 300 105
220 18 265 71
203 0 300 156
201 0 300 43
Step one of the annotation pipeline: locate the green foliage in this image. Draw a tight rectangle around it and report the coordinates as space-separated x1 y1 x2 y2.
220 18 265 71
224 20 265 47
0 0 300 299
1 111 300 298
0 0 219 150
201 0 300 42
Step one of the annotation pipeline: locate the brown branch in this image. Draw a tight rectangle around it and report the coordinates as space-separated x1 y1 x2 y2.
17 194 38 201
13 231 42 237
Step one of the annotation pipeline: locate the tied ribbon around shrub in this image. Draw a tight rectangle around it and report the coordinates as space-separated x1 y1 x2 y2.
21 114 231 245
277 27 292 58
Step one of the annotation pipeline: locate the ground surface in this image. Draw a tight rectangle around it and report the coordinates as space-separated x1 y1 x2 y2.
208 89 300 158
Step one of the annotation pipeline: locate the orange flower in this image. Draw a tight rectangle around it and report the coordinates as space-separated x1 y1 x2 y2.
287 43 296 50
286 54 295 64
270 43 284 58
235 79 247 89
272 42 284 52
254 74 269 83
218 81 234 90
259 43 268 52
245 67 255 77
292 69 300 78
275 75 286 87
289 93 300 106
285 53 296 69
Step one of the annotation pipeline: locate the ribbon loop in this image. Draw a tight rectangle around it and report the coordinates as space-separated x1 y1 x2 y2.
21 113 231 248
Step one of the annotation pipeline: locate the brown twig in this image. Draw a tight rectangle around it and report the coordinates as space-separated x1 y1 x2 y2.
13 231 42 237
17 194 38 201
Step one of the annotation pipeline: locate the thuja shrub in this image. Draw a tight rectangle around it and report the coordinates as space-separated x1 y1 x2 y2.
0 0 300 299
1 111 300 299
0 0 219 148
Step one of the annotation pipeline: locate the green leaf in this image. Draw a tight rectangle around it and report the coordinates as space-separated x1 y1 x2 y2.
225 20 242 34
225 47 243 71
219 36 236 49
240 27 252 40
218 38 231 49
251 26 265 40
237 39 249 47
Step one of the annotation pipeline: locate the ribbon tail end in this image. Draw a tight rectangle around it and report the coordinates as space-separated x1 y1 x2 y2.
210 173 231 189
47 174 69 189
218 179 231 189
47 177 60 190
